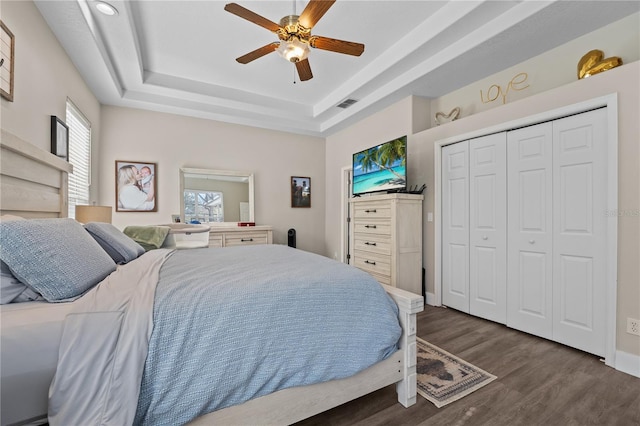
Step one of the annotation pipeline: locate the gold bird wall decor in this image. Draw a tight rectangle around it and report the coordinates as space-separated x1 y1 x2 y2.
578 49 622 79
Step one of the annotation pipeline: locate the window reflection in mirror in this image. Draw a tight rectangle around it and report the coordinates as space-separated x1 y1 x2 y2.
184 190 224 223
180 168 254 225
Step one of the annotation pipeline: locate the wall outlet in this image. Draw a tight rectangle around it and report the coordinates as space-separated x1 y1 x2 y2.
627 318 640 336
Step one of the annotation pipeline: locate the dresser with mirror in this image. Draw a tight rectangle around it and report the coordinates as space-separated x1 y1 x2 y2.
179 168 272 247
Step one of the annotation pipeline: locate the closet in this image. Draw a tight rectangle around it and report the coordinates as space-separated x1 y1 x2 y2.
441 108 608 356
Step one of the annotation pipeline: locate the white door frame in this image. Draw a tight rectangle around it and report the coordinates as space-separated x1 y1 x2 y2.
434 93 618 367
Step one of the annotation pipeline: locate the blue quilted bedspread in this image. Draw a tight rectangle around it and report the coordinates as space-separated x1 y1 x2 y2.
134 245 401 425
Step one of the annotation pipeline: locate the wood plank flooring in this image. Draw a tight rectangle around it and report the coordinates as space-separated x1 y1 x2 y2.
296 305 640 426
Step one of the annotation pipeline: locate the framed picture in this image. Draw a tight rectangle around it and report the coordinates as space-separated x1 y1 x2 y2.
50 116 69 161
171 214 181 223
0 20 15 102
116 160 157 212
291 176 311 208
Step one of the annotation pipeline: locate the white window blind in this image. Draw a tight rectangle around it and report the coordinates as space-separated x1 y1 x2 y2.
66 99 91 218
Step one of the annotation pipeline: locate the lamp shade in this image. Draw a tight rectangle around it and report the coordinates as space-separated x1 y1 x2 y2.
75 205 112 224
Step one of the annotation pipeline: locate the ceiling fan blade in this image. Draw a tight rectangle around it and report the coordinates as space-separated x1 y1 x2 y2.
296 58 313 81
298 0 336 29
310 36 364 56
224 3 281 32
236 43 279 64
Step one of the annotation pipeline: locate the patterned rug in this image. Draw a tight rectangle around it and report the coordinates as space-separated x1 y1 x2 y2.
416 337 497 408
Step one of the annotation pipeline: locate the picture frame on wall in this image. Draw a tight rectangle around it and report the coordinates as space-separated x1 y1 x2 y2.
50 116 69 161
291 176 311 208
115 160 157 212
0 20 15 102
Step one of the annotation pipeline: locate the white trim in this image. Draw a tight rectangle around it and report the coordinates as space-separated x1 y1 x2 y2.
614 350 640 378
425 291 437 307
434 93 619 365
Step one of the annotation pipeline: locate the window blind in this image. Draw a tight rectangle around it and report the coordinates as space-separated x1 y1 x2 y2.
66 99 91 218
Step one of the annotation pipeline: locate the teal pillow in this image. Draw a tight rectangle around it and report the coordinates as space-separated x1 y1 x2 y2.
0 218 116 302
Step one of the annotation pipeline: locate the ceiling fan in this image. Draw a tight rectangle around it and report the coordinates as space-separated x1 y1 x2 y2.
224 0 364 81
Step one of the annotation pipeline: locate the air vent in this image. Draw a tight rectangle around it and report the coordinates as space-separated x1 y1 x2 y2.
337 98 358 109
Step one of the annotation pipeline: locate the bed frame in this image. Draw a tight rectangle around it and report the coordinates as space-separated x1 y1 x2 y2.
0 130 424 425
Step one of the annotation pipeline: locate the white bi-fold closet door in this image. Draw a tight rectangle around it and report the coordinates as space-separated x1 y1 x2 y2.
442 108 608 356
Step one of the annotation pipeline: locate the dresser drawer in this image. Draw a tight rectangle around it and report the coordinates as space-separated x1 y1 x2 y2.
208 234 223 248
367 271 391 286
352 220 391 236
353 234 391 256
353 202 392 220
224 231 269 246
353 250 391 277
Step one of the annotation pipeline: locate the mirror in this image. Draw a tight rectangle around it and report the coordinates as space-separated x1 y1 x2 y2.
180 168 254 225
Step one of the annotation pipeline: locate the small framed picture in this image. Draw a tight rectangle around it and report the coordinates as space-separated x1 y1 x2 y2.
50 116 69 161
116 160 157 212
0 20 15 102
291 176 311 208
171 214 181 223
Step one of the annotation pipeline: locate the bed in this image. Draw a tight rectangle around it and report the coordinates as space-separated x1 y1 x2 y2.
0 130 423 426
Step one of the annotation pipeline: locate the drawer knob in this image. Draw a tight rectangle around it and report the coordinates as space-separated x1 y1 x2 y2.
364 242 377 246
365 209 377 213
482 236 488 240
241 238 254 242
365 260 376 265
528 239 535 244
364 225 377 229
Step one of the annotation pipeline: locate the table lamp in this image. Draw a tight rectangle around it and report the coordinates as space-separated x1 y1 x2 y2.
75 204 112 224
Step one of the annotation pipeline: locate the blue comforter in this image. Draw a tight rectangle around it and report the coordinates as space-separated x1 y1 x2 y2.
134 245 401 425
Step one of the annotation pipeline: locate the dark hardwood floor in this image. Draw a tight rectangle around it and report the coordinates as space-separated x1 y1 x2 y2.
296 305 640 426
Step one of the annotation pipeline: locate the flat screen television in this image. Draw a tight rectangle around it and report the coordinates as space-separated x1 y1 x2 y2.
352 135 407 196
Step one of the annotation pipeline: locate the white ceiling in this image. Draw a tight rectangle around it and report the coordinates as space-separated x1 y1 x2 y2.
35 0 639 137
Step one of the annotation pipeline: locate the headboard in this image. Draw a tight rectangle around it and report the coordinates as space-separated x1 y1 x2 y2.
0 129 72 218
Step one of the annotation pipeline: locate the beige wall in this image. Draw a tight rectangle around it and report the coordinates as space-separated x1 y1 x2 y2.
0 0 102 200
430 12 640 125
99 106 326 254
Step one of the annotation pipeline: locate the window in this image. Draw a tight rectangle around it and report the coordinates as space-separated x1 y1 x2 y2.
183 190 224 223
66 99 91 218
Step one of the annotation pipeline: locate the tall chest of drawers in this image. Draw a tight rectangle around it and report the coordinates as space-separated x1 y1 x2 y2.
349 193 423 295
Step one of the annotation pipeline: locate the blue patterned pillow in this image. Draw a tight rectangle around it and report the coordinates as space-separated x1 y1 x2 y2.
0 218 116 302
84 222 145 264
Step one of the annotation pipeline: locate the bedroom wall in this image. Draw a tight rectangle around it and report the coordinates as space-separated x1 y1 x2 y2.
0 0 102 201
99 106 327 254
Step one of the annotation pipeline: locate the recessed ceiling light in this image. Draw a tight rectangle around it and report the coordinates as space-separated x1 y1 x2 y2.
95 1 118 16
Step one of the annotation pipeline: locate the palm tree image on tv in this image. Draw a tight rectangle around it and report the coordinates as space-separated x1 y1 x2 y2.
353 136 407 195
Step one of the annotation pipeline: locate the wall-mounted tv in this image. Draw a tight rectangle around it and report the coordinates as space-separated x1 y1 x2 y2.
352 135 407 196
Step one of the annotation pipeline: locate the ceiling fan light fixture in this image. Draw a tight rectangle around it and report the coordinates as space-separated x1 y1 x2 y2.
277 38 310 63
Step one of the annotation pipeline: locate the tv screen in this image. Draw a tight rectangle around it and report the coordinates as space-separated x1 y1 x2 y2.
352 136 407 196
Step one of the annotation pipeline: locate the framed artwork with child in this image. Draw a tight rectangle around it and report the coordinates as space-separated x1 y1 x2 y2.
115 160 157 212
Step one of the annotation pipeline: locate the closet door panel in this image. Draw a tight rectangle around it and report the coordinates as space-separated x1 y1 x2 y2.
507 123 553 339
552 108 607 356
441 141 469 312
469 133 507 324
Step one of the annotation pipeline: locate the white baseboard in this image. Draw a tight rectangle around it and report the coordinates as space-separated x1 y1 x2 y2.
425 292 438 306
615 350 640 378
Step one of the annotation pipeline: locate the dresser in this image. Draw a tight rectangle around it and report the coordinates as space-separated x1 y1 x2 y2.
349 193 423 295
208 225 273 248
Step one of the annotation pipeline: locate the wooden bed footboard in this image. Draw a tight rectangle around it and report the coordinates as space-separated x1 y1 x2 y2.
190 285 424 425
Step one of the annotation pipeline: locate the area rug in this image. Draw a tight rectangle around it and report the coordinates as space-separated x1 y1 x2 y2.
416 337 497 408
